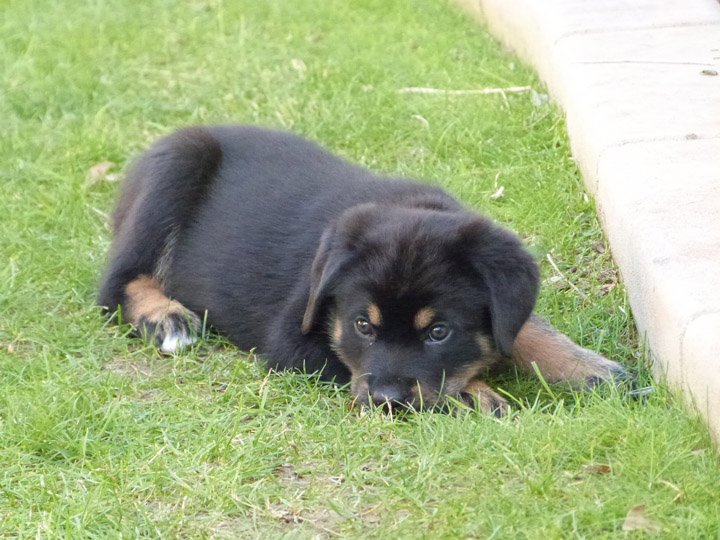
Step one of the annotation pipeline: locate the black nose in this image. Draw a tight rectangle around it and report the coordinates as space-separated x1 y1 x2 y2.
370 383 408 407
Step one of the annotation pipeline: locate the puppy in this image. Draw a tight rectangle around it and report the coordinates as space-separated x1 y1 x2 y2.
99 125 628 413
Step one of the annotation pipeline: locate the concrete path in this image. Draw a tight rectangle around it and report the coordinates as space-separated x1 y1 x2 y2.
454 0 720 442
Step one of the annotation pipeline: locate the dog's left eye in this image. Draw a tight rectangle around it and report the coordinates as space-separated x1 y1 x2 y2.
354 316 374 337
426 324 451 343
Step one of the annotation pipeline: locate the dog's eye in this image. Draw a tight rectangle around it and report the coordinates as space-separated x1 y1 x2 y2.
355 316 374 337
427 324 451 343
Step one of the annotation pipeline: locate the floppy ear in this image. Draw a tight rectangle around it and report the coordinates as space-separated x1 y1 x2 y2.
461 219 540 356
302 203 380 334
301 226 353 334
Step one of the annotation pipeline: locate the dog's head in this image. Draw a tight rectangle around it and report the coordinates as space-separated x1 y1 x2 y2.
301 202 539 409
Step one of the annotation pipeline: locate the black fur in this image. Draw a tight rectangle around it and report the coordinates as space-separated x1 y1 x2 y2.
100 125 540 407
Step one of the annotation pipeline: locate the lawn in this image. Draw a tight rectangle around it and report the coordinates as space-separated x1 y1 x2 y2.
1 0 719 538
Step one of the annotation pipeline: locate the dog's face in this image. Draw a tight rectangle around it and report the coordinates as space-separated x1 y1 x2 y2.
301 203 539 409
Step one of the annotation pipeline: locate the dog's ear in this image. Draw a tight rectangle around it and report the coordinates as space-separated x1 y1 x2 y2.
461 218 540 356
302 203 379 333
301 225 353 334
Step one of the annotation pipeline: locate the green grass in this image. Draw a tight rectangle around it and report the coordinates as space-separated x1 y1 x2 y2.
1 0 718 538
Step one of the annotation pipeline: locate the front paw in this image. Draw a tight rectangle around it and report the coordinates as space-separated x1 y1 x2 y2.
460 380 508 417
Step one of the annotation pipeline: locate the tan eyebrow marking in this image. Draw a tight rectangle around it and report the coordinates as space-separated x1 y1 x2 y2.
413 307 436 330
368 303 382 326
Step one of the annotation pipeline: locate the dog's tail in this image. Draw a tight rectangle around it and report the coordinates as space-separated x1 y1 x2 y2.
98 127 222 314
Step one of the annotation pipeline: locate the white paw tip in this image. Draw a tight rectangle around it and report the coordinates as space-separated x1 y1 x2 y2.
160 333 197 353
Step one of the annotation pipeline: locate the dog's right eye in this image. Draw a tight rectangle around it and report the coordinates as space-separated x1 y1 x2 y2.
427 324 451 343
354 317 373 337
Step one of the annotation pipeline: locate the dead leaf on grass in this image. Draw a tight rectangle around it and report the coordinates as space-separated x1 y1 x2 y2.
582 464 612 475
622 504 660 534
86 161 119 186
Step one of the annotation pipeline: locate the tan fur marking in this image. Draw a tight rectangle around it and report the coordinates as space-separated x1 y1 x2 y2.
440 335 503 397
442 359 488 396
475 334 503 366
367 303 382 326
124 276 190 324
512 314 624 385
332 317 343 345
413 307 435 330
328 315 361 381
327 316 344 359
461 380 508 415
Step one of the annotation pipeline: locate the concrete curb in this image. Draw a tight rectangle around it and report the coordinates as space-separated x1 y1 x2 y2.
454 0 720 442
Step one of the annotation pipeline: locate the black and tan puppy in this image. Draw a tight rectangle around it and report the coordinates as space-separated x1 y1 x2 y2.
99 125 627 413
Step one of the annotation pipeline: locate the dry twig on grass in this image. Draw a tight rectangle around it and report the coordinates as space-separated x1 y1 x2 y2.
398 85 532 95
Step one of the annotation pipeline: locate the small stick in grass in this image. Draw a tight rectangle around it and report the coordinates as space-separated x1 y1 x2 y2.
398 85 532 95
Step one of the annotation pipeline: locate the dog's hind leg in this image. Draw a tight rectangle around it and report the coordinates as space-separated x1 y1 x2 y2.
98 127 221 351
123 275 201 353
510 314 630 388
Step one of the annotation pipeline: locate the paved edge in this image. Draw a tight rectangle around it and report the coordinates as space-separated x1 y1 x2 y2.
452 0 720 444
